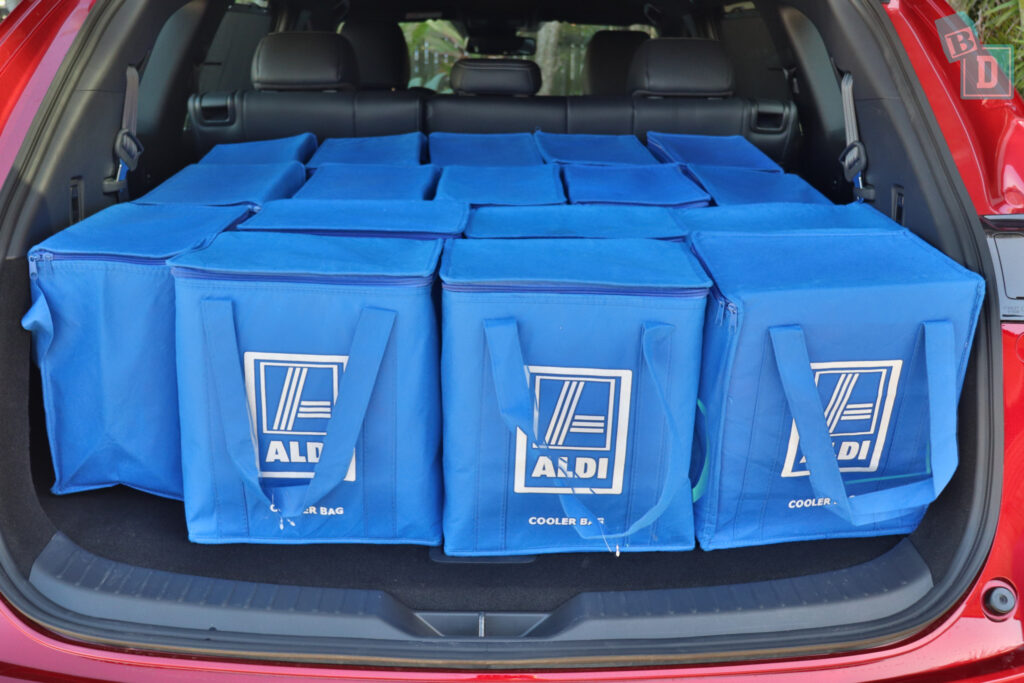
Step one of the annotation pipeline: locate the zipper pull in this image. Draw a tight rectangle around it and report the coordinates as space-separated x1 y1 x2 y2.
714 297 726 326
727 303 738 333
27 253 52 279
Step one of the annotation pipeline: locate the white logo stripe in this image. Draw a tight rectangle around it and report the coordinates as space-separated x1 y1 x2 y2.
285 367 308 431
827 373 859 432
544 381 573 446
556 382 585 446
550 381 579 447
272 367 296 431
822 373 850 428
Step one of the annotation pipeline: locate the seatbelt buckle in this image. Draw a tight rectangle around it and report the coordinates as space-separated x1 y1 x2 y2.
838 141 875 202
102 129 144 195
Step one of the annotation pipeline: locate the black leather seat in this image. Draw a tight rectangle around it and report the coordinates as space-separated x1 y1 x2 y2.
627 38 798 162
425 58 569 133
188 32 422 153
340 21 410 91
583 30 650 96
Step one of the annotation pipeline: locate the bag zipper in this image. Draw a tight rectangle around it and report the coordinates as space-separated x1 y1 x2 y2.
28 250 164 277
171 267 433 287
442 282 708 298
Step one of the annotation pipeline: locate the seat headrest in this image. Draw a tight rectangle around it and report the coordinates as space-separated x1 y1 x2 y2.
627 38 734 97
251 32 359 91
584 30 650 96
340 22 410 90
450 58 542 96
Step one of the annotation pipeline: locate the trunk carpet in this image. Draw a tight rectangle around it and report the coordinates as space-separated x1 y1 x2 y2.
38 485 901 612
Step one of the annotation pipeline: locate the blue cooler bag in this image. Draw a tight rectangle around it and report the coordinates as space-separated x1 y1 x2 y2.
534 132 658 165
435 165 565 206
440 239 711 555
171 232 443 544
239 199 469 239
428 132 543 166
22 203 250 498
200 133 318 165
563 164 711 208
466 205 684 240
135 162 304 207
645 132 782 172
294 163 440 200
689 230 985 550
307 133 426 169
685 165 830 206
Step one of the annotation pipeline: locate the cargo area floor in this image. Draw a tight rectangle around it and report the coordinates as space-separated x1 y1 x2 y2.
37 486 902 612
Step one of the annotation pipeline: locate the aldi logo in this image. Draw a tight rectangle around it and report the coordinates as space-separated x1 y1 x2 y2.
244 352 356 482
513 366 632 495
782 360 902 478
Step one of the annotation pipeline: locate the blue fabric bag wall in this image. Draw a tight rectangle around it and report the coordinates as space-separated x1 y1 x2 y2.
689 230 985 550
673 202 906 236
440 239 711 555
171 232 443 544
136 162 305 208
240 199 469 239
200 133 318 165
294 163 440 200
466 205 684 240
428 132 543 166
646 132 782 173
534 132 658 165
435 166 565 206
306 133 426 169
564 164 711 208
685 165 831 206
22 203 250 499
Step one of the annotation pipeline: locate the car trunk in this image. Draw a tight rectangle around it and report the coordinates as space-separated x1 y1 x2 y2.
0 0 1001 668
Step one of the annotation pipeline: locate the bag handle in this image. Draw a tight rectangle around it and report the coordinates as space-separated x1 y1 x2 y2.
201 298 396 520
483 318 689 542
769 321 957 526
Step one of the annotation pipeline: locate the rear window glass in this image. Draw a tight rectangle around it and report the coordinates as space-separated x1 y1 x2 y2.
400 22 656 95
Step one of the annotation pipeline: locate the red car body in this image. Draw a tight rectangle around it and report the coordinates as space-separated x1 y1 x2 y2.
0 0 1022 679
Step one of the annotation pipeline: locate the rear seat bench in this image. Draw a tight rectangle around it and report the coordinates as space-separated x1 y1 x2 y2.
188 33 798 164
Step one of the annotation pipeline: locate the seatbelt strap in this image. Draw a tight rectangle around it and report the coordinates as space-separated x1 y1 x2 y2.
102 65 144 198
838 73 875 202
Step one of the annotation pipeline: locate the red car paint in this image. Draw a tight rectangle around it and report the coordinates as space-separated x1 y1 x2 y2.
0 0 1022 679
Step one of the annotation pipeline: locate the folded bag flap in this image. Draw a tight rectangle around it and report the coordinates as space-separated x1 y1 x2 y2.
465 205 684 239
674 202 906 236
563 164 711 207
435 165 566 206
769 322 957 526
427 132 544 166
646 132 782 172
483 317 690 540
440 238 710 291
135 162 306 207
201 133 319 165
307 132 426 168
169 231 442 279
240 199 469 237
201 298 396 520
685 165 831 206
534 131 659 165
294 163 440 200
28 204 251 260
